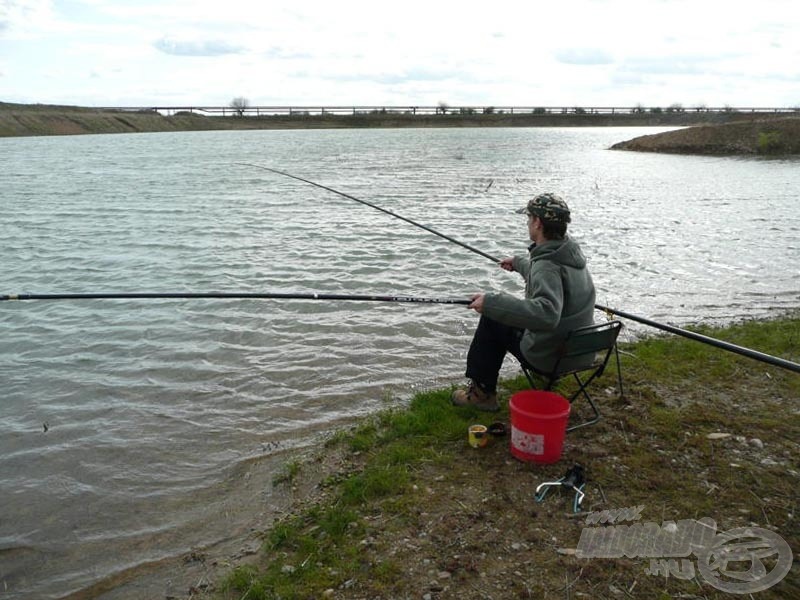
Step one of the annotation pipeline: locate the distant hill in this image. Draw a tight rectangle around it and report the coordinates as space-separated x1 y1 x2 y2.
610 117 800 155
2 101 799 138
0 102 243 137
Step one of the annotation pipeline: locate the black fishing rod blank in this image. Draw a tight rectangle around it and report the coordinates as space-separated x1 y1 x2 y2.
0 292 471 305
235 162 501 263
595 304 800 374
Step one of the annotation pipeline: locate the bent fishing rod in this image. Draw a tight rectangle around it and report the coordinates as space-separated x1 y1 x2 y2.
235 163 499 263
243 164 800 375
0 292 470 305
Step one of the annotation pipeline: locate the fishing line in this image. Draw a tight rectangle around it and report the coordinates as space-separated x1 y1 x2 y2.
242 164 800 375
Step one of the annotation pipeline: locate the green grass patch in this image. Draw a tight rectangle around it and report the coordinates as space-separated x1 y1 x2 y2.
221 385 482 598
271 460 302 485
340 464 410 505
758 130 783 153
621 315 799 391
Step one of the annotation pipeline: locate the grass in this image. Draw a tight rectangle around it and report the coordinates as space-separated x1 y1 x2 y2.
220 388 484 599
272 460 303 485
217 312 799 600
758 130 784 153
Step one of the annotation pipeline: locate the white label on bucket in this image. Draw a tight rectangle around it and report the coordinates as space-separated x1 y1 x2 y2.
511 426 545 455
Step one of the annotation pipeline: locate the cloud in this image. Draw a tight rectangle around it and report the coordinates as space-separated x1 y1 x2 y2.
315 66 473 86
263 46 312 60
0 0 55 37
611 72 645 86
554 48 614 66
153 36 245 56
616 53 738 77
5 0 800 107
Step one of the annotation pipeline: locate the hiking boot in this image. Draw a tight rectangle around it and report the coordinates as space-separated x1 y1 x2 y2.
451 381 499 412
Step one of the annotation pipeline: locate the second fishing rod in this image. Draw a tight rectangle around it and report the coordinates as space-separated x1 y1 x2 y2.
240 163 800 375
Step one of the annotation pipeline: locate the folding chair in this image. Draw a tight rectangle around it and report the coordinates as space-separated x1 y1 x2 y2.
521 320 623 431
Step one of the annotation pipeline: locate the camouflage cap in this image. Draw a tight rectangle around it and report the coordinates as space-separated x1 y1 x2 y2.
515 192 571 223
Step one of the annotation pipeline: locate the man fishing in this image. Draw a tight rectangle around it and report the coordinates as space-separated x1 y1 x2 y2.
452 193 596 411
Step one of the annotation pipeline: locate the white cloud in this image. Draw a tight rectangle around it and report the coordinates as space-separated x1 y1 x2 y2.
0 0 55 37
554 49 614 66
153 36 245 57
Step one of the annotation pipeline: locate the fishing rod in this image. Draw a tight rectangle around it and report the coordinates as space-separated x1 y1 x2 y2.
0 292 470 305
245 164 800 374
599 306 800 374
235 163 500 263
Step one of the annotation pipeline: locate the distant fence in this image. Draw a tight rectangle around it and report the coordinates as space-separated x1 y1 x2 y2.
98 105 800 118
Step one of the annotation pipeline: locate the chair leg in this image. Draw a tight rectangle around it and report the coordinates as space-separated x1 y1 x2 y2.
566 373 601 432
613 344 625 399
521 366 553 391
523 364 600 431
522 366 537 389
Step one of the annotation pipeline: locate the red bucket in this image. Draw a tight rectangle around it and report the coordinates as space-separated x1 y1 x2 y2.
509 390 571 463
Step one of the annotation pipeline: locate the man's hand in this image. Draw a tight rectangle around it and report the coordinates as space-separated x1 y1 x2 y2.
468 293 485 313
499 257 514 272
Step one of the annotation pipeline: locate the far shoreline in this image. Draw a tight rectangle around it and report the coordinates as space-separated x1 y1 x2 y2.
2 101 797 138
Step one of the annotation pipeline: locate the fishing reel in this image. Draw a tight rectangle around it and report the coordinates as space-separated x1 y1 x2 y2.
534 464 586 513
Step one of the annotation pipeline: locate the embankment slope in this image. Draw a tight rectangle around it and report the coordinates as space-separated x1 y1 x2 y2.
611 117 800 155
3 101 797 138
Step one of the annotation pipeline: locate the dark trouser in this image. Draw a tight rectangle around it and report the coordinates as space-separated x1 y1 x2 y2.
465 315 528 393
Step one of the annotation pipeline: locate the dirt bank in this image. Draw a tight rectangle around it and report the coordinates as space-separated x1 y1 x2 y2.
610 117 800 155
0 103 240 137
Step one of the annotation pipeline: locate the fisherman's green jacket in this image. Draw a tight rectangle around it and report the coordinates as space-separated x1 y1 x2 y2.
482 236 596 372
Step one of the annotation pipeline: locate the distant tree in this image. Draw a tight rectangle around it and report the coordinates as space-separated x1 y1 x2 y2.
230 96 250 117
666 103 685 114
650 106 663 114
632 103 645 114
437 101 449 115
483 106 495 114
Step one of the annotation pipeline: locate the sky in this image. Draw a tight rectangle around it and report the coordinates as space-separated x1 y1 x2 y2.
1 0 799 109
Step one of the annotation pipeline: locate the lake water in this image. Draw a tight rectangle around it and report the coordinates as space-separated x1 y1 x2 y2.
1 127 798 598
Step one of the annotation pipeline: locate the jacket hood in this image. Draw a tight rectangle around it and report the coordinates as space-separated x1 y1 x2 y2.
530 236 587 269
